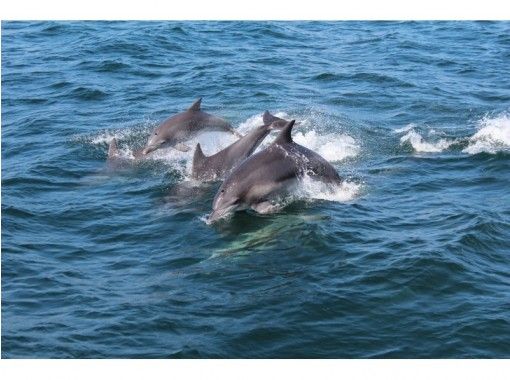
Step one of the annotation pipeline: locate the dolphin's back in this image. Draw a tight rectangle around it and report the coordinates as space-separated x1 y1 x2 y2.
220 145 299 202
286 143 343 184
157 110 236 141
192 125 270 181
219 139 342 203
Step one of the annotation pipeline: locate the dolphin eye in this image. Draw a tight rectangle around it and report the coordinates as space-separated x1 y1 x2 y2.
155 132 158 135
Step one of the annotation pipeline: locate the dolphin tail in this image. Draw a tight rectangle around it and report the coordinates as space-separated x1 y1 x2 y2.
263 110 278 125
263 111 291 130
205 114 243 138
108 138 120 159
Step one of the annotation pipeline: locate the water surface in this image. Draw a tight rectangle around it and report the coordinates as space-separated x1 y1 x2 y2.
2 21 510 358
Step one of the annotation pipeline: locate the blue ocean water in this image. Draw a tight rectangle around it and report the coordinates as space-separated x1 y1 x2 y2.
2 21 510 358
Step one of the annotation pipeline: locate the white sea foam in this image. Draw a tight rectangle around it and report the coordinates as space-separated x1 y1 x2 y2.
463 113 510 154
398 124 455 153
90 129 141 145
394 124 416 134
297 175 362 202
400 129 455 153
293 130 359 162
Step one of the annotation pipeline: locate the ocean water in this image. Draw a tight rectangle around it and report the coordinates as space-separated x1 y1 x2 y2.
2 21 510 358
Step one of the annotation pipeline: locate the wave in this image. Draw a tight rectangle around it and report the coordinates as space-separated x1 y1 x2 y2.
396 113 510 155
398 124 456 153
462 113 510 155
70 87 108 101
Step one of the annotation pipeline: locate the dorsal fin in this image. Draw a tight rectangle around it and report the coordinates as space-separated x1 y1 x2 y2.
188 97 202 112
192 143 207 168
263 110 275 125
273 120 295 145
108 138 119 158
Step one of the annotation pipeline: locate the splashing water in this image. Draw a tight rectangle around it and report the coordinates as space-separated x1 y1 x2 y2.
85 112 360 177
463 112 510 154
298 176 362 202
294 130 360 162
399 126 456 153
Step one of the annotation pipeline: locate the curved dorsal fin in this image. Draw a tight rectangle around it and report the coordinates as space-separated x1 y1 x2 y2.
273 120 295 145
188 97 202 112
192 143 207 168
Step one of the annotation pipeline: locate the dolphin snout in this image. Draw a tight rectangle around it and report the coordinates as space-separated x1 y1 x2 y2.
206 206 236 224
206 210 223 224
142 145 158 155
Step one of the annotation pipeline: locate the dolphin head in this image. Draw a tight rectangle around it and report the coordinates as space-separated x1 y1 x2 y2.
207 183 244 223
142 129 171 155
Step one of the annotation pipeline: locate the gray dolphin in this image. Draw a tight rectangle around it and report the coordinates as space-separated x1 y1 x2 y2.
105 138 135 171
107 138 145 162
207 120 342 223
191 114 290 181
142 98 241 155
108 138 120 159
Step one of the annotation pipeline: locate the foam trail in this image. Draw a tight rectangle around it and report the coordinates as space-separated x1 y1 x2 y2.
463 113 510 154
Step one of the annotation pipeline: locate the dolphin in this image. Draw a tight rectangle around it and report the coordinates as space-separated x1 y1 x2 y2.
107 138 145 161
191 114 290 182
105 138 135 171
108 138 120 159
142 98 241 155
207 120 342 223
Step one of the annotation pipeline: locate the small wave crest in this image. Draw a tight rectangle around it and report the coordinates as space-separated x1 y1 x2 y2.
397 113 510 155
399 127 456 153
462 112 510 154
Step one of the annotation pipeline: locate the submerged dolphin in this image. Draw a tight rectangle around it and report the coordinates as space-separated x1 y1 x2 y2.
207 120 342 223
191 113 290 181
142 98 241 155
107 138 144 162
105 138 137 171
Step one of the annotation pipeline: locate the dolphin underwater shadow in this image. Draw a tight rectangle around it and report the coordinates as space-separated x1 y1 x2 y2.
207 119 343 223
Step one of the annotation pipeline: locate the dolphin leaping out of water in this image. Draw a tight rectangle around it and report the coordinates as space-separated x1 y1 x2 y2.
142 98 241 155
207 119 343 223
191 113 290 182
